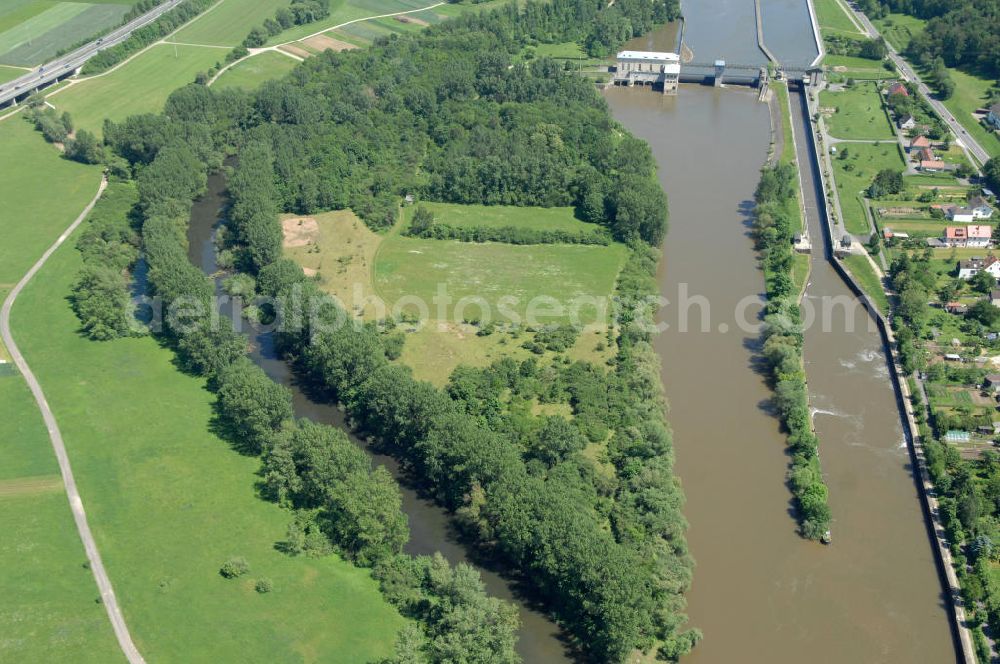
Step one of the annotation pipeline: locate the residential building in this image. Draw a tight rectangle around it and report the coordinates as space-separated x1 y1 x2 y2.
920 159 946 172
898 114 916 130
958 256 1000 279
888 82 909 97
968 225 993 248
992 289 1000 307
945 302 969 314
969 195 994 220
946 226 969 246
914 146 935 163
988 103 1000 130
910 135 931 151
949 208 976 223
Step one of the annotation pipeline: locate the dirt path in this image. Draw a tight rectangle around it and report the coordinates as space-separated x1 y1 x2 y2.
0 175 146 664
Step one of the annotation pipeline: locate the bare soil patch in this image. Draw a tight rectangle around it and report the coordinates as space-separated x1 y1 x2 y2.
279 44 312 59
282 217 319 248
394 15 429 26
302 34 357 52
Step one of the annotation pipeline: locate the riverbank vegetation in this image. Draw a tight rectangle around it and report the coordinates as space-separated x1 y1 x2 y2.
885 248 1000 661
752 163 833 540
58 0 697 660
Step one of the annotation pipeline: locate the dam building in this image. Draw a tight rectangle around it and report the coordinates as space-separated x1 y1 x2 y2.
614 50 680 94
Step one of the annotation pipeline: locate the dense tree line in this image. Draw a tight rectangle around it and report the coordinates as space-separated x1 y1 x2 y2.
405 221 612 245
90 120 521 660
88 0 694 658
859 0 1000 83
752 164 832 540
82 0 214 74
143 0 672 245
70 182 142 339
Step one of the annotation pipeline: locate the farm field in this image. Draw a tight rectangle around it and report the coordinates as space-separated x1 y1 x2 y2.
0 119 102 295
9 236 407 662
51 42 221 133
820 81 895 140
401 202 597 234
213 50 297 90
374 235 628 325
271 0 444 45
830 141 907 234
0 1 131 67
169 0 289 47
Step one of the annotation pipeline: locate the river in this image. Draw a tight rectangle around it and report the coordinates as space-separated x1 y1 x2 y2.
186 175 570 663
603 6 957 662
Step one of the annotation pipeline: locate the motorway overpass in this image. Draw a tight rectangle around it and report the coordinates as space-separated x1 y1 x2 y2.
0 0 184 108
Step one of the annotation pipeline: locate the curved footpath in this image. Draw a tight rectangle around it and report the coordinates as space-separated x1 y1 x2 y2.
0 176 146 664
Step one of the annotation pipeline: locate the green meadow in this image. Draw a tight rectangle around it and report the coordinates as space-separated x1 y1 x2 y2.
170 0 290 47
830 141 906 234
820 82 896 140
813 0 863 38
0 119 102 293
374 235 628 325
9 233 406 662
52 43 222 133
213 50 297 90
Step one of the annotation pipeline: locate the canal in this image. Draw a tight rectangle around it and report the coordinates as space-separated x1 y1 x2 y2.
604 3 957 661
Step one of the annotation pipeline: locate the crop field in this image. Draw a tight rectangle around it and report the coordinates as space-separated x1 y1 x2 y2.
0 1 130 67
52 42 222 133
170 0 289 47
401 202 597 233
820 82 895 140
268 0 443 44
0 119 102 294
9 237 406 662
831 142 906 234
213 50 297 90
374 235 628 325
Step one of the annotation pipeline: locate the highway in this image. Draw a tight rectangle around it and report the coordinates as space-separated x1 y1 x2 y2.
841 0 993 167
0 0 183 108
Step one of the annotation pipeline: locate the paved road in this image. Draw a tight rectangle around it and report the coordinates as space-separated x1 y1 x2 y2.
841 1 992 167
0 0 183 107
0 176 146 664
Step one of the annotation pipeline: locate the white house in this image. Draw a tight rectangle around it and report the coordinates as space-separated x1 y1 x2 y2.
897 114 916 130
969 195 994 220
968 225 993 248
950 208 976 223
959 256 1000 279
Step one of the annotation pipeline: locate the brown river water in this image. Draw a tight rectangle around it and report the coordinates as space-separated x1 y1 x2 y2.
604 10 958 663
183 3 957 660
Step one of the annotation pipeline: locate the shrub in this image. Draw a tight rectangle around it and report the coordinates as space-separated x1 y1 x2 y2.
255 578 273 593
220 556 250 579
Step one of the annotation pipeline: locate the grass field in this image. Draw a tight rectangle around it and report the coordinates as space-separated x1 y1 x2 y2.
9 235 406 662
375 235 628 326
842 253 890 314
0 490 125 662
213 50 298 90
0 63 27 83
170 0 289 47
52 42 222 133
814 0 863 38
0 119 102 293
0 2 130 67
820 81 895 140
938 67 1000 160
267 0 443 45
871 12 925 52
830 141 906 234
401 202 598 234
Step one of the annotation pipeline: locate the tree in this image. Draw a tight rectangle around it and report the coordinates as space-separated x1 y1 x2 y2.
409 205 434 235
71 266 134 340
216 358 293 454
868 169 903 198
65 129 104 164
970 268 996 295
